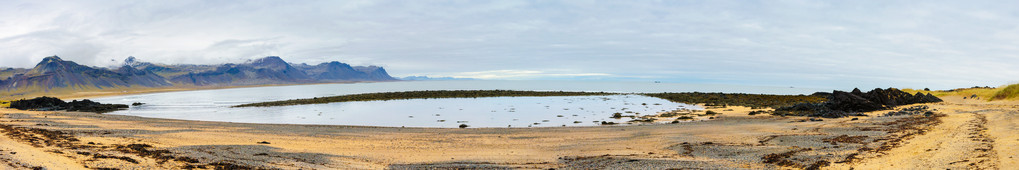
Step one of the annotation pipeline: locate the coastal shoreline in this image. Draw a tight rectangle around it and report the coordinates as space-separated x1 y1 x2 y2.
0 96 1012 169
0 87 1014 169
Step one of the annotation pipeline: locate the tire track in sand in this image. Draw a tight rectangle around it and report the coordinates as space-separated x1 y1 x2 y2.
954 112 999 169
850 105 1001 169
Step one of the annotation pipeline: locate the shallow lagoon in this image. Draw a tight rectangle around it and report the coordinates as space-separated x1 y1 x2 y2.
93 80 827 127
112 95 693 128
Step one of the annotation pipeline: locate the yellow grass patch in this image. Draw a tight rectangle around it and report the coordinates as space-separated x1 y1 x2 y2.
903 87 1000 100
991 84 1019 100
904 84 1019 101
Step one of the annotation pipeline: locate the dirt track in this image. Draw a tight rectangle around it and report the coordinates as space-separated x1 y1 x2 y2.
843 101 1017 169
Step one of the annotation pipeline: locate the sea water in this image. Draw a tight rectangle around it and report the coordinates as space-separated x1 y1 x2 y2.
92 80 829 127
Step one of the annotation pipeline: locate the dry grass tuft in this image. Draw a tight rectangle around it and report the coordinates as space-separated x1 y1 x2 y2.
991 84 1019 100
903 86 1000 101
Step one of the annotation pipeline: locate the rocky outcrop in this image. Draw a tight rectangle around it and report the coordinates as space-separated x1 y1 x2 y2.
826 90 884 112
65 99 130 113
8 96 66 111
881 105 935 117
8 96 128 113
777 88 943 118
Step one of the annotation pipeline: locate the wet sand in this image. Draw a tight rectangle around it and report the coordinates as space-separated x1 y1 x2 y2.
0 95 1014 169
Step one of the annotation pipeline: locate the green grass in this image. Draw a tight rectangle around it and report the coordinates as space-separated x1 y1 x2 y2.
234 90 618 107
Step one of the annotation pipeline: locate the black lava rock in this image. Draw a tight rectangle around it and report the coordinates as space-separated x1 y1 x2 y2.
8 97 127 113
9 96 67 111
777 88 943 118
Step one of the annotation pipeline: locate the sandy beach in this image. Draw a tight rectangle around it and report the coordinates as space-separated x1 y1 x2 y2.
0 92 1013 169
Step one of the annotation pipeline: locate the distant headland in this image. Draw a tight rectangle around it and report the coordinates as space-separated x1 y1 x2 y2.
0 56 397 99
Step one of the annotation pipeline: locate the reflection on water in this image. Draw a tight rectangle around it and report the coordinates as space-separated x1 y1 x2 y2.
106 95 697 128
93 80 824 127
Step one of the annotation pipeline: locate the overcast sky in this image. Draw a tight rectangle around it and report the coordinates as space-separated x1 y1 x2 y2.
2 0 1018 90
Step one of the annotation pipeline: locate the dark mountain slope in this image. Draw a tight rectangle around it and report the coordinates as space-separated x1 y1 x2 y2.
0 68 28 80
166 56 396 86
124 56 217 78
167 56 316 86
295 61 372 81
353 66 398 81
0 56 172 92
1 56 398 97
246 56 311 81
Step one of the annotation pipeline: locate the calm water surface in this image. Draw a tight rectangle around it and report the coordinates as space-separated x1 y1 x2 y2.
93 80 829 127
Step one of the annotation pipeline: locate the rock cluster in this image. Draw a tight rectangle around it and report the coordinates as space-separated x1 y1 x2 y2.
778 88 942 118
8 96 66 111
881 105 935 117
66 99 130 113
8 96 128 113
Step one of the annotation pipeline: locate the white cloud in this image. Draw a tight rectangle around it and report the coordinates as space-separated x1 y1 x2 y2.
0 0 1018 89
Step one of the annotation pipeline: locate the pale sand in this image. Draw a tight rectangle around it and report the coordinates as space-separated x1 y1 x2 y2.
840 100 1019 169
0 130 85 169
0 94 1014 169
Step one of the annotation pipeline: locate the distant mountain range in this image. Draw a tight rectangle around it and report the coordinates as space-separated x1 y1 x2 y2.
1 56 397 96
399 76 476 81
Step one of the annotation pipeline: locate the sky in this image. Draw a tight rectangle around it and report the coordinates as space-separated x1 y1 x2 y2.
1 0 1019 90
